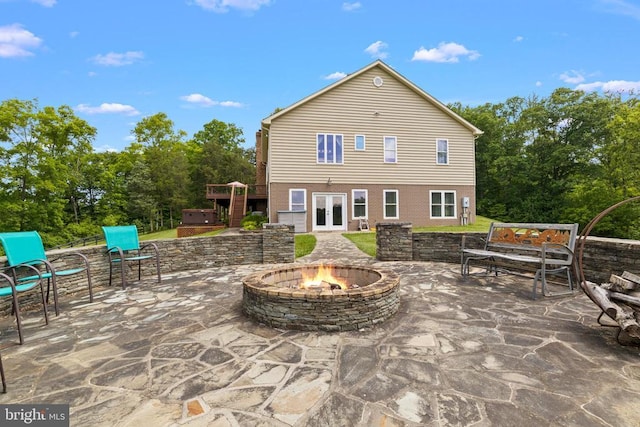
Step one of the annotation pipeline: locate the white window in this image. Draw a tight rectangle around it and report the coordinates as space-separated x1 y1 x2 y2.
384 136 397 163
431 190 456 218
352 189 368 218
289 189 307 211
317 133 343 164
383 190 399 219
355 134 366 151
437 139 449 165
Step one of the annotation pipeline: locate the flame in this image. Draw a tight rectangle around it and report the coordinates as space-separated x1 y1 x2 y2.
300 264 349 290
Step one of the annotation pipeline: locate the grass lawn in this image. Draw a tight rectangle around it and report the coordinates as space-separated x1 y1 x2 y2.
295 233 317 258
341 232 377 257
344 216 493 257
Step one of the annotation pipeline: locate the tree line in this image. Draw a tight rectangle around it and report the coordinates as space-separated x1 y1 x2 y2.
0 98 255 247
452 88 640 239
1 89 639 247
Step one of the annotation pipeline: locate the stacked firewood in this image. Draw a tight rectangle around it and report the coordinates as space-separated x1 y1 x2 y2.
582 271 640 340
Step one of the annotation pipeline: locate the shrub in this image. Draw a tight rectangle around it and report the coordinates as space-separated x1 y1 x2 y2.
241 213 268 230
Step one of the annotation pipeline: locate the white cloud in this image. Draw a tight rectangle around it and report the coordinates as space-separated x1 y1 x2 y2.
536 81 543 87
192 0 271 13
181 93 216 106
412 42 480 63
219 100 244 107
0 24 43 58
69 31 79 38
364 41 388 59
576 80 640 93
31 0 56 6
324 71 347 80
559 70 586 84
342 2 361 11
75 103 140 116
513 35 524 42
598 0 640 20
180 93 244 107
90 51 144 66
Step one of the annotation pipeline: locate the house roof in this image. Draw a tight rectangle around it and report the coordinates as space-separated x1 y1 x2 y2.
261 60 483 136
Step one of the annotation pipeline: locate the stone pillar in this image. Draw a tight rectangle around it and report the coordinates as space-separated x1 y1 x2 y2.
262 223 295 263
376 222 413 261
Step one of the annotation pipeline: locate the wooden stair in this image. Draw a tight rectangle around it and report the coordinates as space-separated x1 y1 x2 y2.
228 183 248 228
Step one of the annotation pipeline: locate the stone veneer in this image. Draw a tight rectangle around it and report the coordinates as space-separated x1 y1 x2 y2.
376 222 640 284
0 223 294 316
242 264 400 331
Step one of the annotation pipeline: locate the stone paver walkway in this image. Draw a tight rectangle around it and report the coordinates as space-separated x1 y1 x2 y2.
1 232 639 426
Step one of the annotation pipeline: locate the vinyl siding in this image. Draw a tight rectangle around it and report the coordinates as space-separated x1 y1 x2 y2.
267 66 476 187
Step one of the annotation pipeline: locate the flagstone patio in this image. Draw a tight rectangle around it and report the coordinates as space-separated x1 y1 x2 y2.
1 232 639 426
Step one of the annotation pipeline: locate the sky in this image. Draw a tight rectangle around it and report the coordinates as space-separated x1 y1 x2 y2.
1 0 639 152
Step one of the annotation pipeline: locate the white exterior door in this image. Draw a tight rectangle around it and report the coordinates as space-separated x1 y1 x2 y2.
312 193 346 231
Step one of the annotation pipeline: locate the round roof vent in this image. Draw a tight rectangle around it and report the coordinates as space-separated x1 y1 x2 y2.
373 76 384 87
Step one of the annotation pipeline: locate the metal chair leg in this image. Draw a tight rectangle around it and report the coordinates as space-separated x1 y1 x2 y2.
0 352 6 393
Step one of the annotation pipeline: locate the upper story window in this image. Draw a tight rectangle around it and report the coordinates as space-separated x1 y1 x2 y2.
384 189 399 219
384 136 397 163
437 139 449 165
355 135 366 151
317 133 343 164
289 189 307 211
352 189 368 219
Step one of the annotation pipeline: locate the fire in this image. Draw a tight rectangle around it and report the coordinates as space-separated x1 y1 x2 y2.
300 264 349 290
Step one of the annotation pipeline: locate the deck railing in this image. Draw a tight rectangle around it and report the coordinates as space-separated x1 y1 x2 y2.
206 184 267 198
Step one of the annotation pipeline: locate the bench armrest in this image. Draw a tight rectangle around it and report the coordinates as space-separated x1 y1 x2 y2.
541 242 575 263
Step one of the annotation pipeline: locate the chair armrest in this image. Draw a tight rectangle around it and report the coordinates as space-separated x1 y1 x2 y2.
2 263 44 282
48 251 91 267
139 242 159 253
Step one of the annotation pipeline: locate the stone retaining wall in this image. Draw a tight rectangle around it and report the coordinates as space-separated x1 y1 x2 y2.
0 224 294 316
376 222 640 284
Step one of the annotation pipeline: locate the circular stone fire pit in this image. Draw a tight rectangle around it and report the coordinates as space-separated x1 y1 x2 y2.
242 264 400 331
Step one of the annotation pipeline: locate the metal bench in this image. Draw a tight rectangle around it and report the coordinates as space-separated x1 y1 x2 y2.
461 222 579 299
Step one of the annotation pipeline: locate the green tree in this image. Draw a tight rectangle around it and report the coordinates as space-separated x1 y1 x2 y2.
187 119 255 207
0 99 96 240
132 113 190 229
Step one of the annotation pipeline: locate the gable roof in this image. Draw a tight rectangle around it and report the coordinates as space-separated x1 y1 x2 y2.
261 60 483 135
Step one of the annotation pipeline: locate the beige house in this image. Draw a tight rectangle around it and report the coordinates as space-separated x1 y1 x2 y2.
259 60 482 232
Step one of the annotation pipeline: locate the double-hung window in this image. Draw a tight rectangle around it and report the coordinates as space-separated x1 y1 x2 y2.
289 189 307 211
384 136 397 163
317 133 343 164
436 139 448 165
383 189 399 219
431 190 456 218
352 189 367 219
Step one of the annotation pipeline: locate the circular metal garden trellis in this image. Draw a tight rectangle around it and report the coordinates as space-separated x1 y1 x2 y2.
575 195 640 344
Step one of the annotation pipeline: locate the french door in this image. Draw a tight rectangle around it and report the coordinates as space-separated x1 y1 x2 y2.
312 193 346 231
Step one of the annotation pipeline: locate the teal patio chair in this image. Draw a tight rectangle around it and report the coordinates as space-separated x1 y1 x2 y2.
0 267 48 345
102 225 161 289
0 231 94 316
